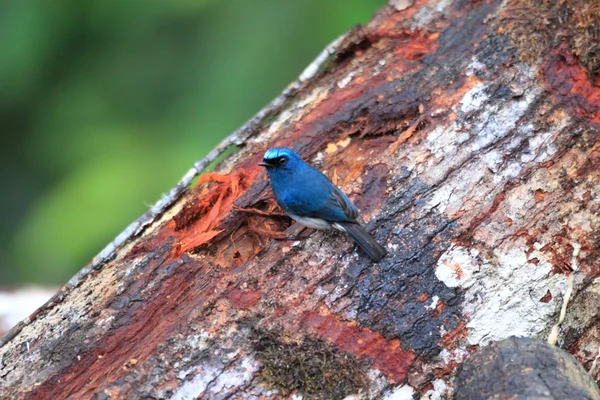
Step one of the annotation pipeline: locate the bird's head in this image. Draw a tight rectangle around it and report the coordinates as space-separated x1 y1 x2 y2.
259 147 303 174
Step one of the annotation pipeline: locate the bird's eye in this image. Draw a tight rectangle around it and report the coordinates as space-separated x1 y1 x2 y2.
278 156 288 166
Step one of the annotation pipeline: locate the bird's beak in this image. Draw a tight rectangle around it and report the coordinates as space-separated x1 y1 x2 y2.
259 161 269 167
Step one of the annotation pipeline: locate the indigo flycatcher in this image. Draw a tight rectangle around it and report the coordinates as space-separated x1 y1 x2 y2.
259 147 387 262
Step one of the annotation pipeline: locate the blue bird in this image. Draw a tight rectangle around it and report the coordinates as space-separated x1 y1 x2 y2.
259 147 387 262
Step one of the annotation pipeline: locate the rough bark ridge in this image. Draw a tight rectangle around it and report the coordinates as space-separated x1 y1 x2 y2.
2 0 600 398
455 337 600 399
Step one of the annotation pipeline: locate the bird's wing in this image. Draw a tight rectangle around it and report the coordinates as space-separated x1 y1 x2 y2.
277 165 360 223
328 185 359 220
280 186 357 223
302 184 359 222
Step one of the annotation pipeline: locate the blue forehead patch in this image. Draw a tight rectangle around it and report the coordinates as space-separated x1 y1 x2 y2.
263 147 300 160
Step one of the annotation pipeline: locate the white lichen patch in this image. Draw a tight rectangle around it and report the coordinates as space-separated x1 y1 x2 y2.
436 244 566 346
185 332 211 350
416 62 575 231
367 369 391 398
494 160 522 184
425 125 458 160
171 365 221 400
171 356 258 400
467 89 539 154
383 384 415 400
427 163 487 214
427 295 440 310
439 347 468 365
465 58 486 76
425 63 539 171
480 150 503 173
568 209 598 232
421 379 450 400
435 247 479 288
338 71 356 89
411 0 454 30
460 83 489 114
208 356 258 396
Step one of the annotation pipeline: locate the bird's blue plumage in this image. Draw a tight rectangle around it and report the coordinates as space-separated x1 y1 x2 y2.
260 147 387 262
262 148 355 222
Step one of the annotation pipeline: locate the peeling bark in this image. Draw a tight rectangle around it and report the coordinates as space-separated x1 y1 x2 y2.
2 0 600 399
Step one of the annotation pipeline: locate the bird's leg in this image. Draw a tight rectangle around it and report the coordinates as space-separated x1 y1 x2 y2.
243 218 312 240
246 225 313 241
236 206 314 240
274 223 314 241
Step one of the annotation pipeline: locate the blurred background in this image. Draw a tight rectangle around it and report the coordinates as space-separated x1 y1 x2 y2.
0 0 385 292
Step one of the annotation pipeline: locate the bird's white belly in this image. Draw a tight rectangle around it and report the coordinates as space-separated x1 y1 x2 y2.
288 213 332 230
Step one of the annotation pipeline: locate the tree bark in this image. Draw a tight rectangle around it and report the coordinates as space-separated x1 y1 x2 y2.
455 337 600 400
2 0 600 399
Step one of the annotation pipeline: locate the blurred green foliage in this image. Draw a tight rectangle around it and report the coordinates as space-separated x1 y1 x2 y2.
0 0 385 286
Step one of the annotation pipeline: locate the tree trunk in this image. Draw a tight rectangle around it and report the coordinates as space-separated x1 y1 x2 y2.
2 0 600 398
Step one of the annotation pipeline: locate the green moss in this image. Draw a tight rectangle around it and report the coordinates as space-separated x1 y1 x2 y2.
499 0 600 78
250 327 369 400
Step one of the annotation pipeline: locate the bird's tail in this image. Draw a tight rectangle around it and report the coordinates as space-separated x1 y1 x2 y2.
334 222 387 262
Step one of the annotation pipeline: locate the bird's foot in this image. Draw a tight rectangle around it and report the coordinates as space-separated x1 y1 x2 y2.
245 226 313 241
271 223 314 241
236 206 314 240
254 222 314 241
278 223 314 241
273 233 313 241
